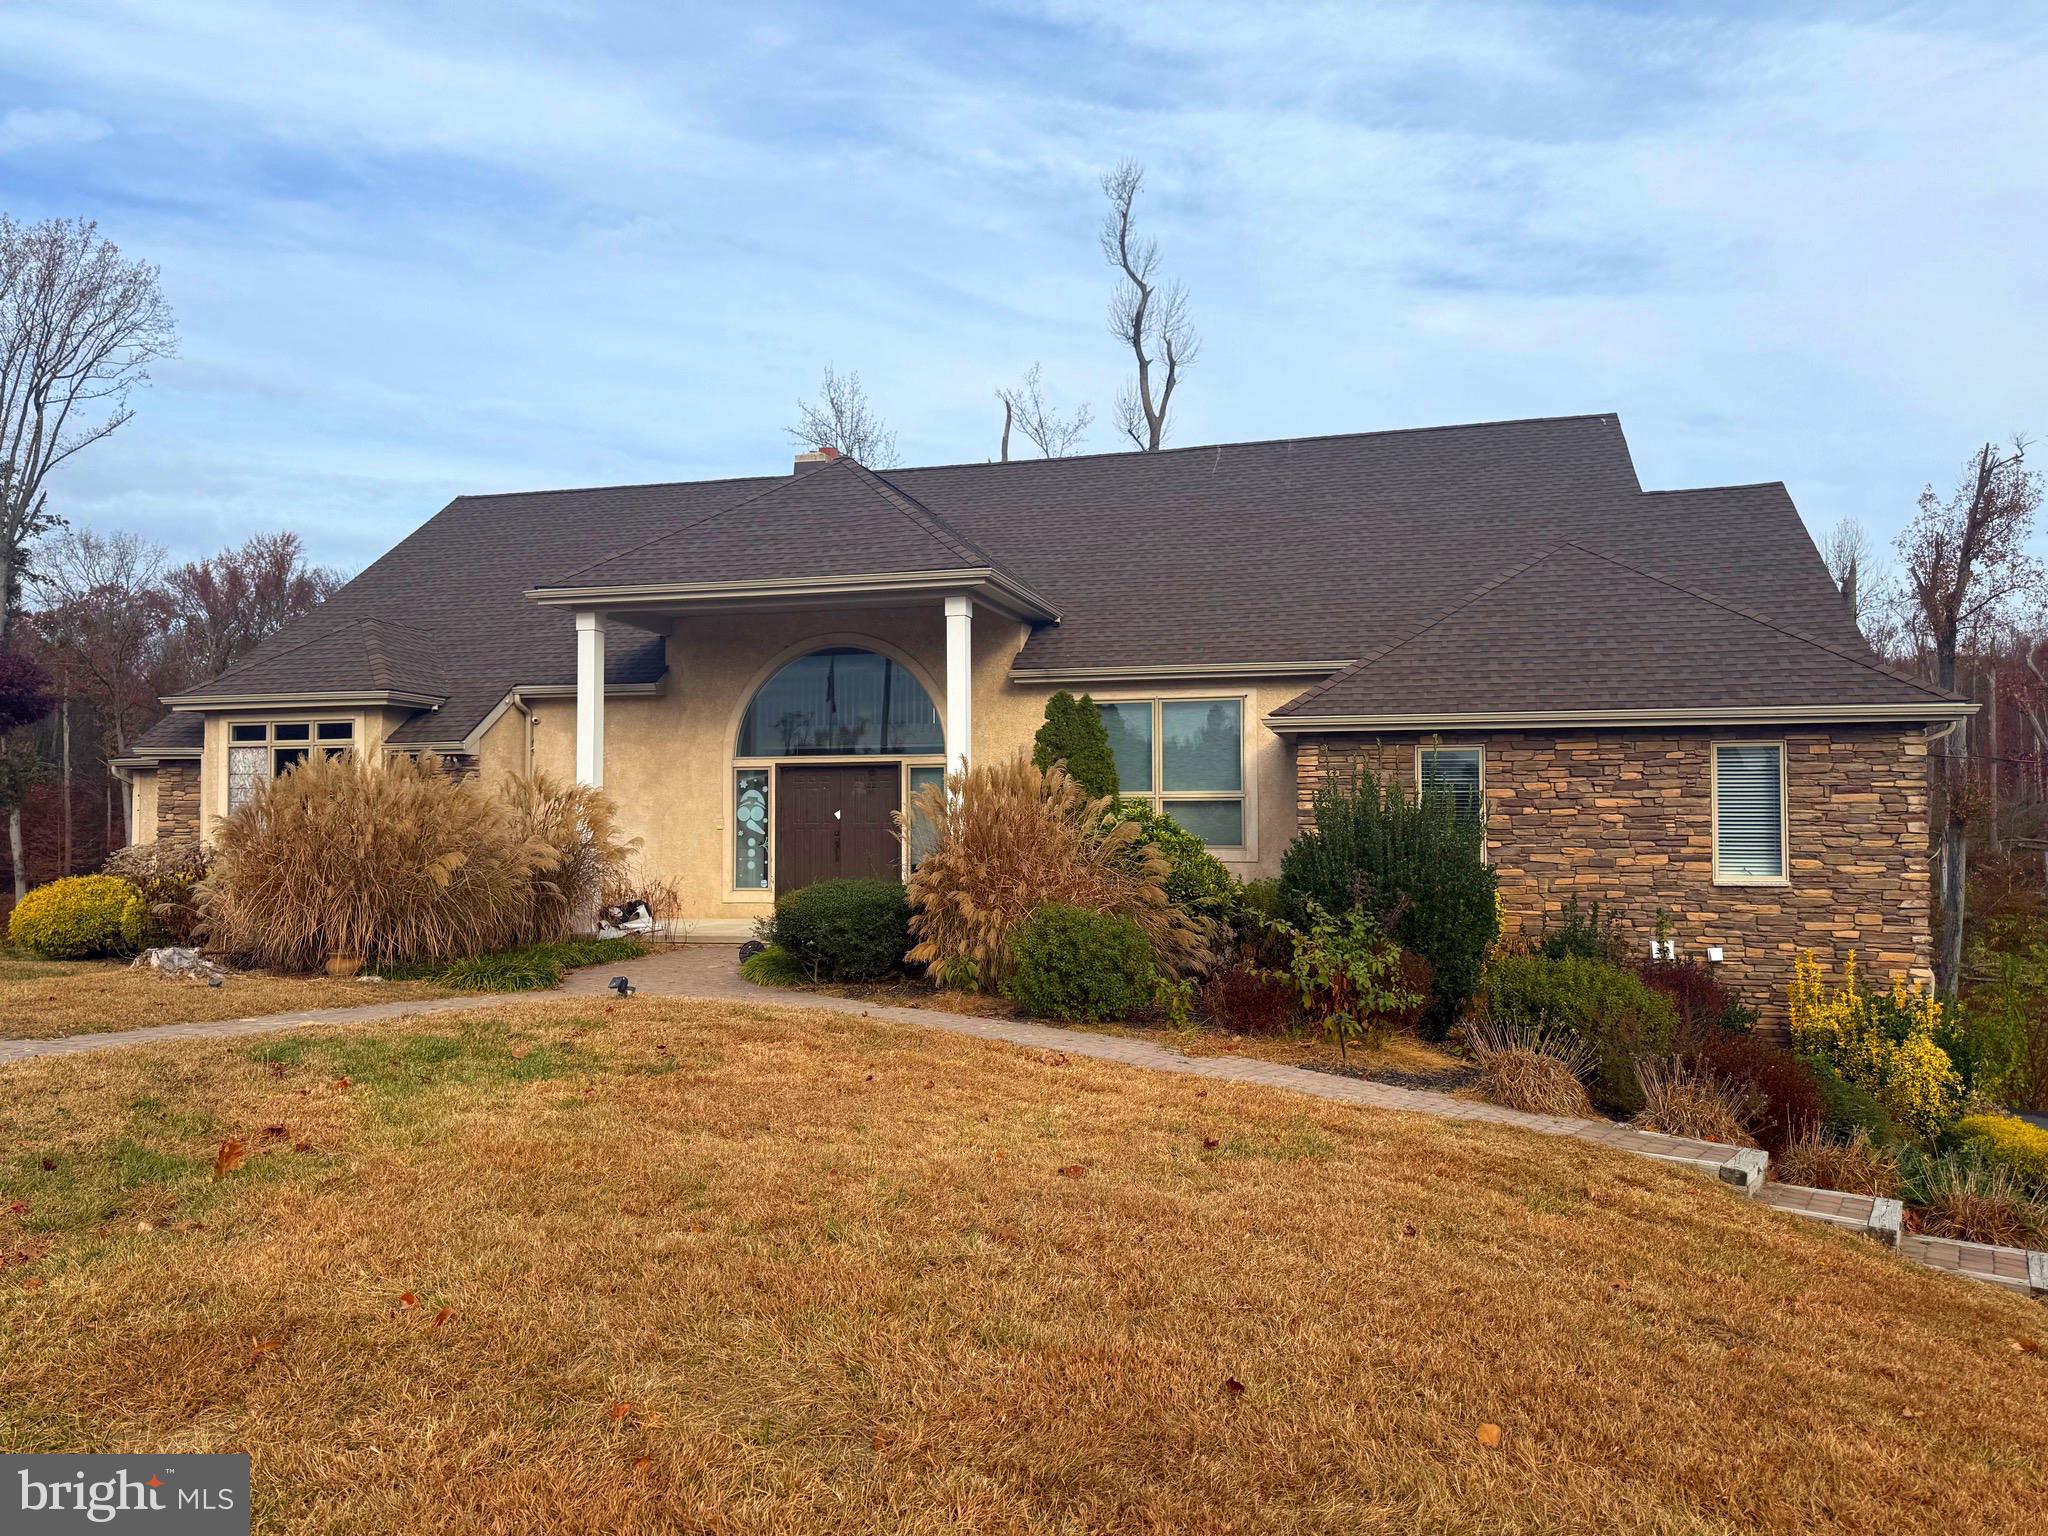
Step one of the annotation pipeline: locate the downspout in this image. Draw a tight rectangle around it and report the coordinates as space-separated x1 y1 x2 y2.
109 761 136 848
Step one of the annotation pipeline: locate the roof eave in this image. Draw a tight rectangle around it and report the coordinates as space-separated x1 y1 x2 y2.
163 689 447 712
524 567 1061 624
1012 660 1355 685
1262 702 1980 733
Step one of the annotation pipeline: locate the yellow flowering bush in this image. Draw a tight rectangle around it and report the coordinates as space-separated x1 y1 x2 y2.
1788 951 1962 1137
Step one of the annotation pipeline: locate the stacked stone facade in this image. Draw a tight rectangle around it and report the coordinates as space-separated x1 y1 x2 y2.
1293 726 1933 1023
155 761 203 848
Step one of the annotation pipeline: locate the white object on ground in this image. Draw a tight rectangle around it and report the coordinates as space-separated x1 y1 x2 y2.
128 947 230 983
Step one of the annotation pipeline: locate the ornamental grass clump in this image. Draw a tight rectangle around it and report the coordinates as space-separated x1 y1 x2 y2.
1464 1018 1596 1119
901 756 1210 987
202 753 549 971
1631 1057 1764 1148
1773 1129 1902 1198
1903 1148 2048 1248
1788 951 1962 1138
499 771 636 941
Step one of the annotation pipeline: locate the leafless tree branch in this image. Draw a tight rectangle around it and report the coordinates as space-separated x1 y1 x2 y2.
995 363 1092 459
1100 160 1197 451
786 365 899 467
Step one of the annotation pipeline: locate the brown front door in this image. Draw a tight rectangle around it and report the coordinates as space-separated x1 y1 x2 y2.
774 765 903 894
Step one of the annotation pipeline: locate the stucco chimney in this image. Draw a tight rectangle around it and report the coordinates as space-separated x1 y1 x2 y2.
792 445 842 474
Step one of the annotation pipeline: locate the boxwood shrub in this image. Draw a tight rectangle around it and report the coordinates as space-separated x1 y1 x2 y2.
769 878 912 983
1006 903 1156 1023
1474 954 1678 1113
8 875 141 959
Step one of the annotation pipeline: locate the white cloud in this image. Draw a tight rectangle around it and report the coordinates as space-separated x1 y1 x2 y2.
0 105 111 154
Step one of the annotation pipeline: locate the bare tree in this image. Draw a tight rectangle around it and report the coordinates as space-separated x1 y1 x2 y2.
1898 440 2045 989
166 531 342 684
0 216 177 638
996 363 1093 461
1100 160 1198 451
1823 516 1872 623
786 365 898 467
32 528 173 759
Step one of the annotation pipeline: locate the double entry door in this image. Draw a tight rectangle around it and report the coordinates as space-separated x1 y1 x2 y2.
773 764 903 894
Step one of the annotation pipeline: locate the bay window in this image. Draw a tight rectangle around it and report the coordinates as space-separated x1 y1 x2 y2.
227 720 354 810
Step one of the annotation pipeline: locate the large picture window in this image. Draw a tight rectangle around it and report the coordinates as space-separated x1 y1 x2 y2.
1713 742 1787 884
1096 697 1246 850
737 647 941 757
226 720 354 811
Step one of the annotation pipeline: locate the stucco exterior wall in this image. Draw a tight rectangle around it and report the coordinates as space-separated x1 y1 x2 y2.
468 602 1303 918
125 767 161 846
1294 726 1934 1019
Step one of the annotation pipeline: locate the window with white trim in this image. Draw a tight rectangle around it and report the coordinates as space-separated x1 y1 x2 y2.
1713 742 1786 883
1416 745 1484 828
227 720 354 810
1096 697 1246 849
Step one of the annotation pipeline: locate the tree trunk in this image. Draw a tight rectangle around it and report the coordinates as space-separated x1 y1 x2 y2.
1987 670 2001 855
8 807 23 904
999 400 1012 462
1938 813 1967 993
60 695 72 876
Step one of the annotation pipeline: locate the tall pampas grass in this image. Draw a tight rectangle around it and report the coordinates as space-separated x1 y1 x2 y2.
900 755 1212 986
500 771 637 941
201 755 630 970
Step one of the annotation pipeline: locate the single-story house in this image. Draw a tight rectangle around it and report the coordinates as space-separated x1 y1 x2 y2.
118 413 1968 1008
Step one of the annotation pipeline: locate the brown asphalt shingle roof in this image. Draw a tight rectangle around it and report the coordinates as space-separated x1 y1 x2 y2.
140 413 1957 757
1269 541 1954 719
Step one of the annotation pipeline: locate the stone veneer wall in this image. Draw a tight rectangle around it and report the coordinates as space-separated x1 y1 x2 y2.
155 761 203 848
1293 726 1933 1025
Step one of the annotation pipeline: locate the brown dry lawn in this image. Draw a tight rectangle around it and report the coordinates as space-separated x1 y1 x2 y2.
0 949 457 1040
3 996 2045 1535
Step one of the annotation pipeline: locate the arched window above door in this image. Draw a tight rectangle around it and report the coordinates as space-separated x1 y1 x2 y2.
736 647 942 757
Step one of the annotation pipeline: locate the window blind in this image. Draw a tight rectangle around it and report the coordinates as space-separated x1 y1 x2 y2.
1715 745 1784 880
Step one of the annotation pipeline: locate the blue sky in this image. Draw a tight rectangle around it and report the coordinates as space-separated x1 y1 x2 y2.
1 0 2043 574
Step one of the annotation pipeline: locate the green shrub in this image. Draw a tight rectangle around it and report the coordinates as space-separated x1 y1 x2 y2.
1279 765 1496 1037
769 878 911 983
8 874 141 959
1943 955 2033 1105
1474 954 1677 1113
1006 903 1156 1022
104 843 209 948
1536 896 1630 965
1031 690 1118 799
1800 1052 1903 1145
740 943 805 988
1105 802 1239 925
1285 902 1422 1067
1954 1113 2048 1192
426 936 645 991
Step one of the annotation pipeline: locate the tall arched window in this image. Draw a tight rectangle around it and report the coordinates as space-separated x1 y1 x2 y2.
737 647 941 757
732 648 946 893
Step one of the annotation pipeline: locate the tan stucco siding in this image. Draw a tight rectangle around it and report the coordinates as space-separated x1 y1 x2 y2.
467 604 1302 918
129 767 160 846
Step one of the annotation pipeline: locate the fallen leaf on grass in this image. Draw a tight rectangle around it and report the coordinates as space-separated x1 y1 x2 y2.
331 1077 351 1091
292 1141 313 1153
266 1061 287 1078
1401 1222 1418 1238
37 1157 54 1172
212 1139 246 1180
632 1456 652 1474
249 1339 284 1362
262 1124 286 1138
2012 1338 2041 1355
1056 1165 1088 1179
6 1200 27 1216
1224 1377 1246 1395
1040 1052 1069 1067
1475 1423 1503 1449
608 1402 633 1422
431 1307 453 1329
1202 1137 1220 1150
399 1292 420 1309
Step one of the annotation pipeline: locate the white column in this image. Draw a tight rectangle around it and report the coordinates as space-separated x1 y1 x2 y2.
943 593 972 782
574 609 606 788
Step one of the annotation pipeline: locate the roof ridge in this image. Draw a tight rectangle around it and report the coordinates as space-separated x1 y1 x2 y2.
1278 544 1572 715
838 459 1001 569
450 471 782 504
1639 482 1789 497
538 460 848 588
1555 539 1959 702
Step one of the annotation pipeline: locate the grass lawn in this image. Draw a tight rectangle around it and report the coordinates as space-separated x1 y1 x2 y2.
0 948 458 1041
3 998 2044 1534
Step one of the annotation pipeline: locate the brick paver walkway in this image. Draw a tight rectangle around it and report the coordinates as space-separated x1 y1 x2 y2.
8 944 2044 1299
